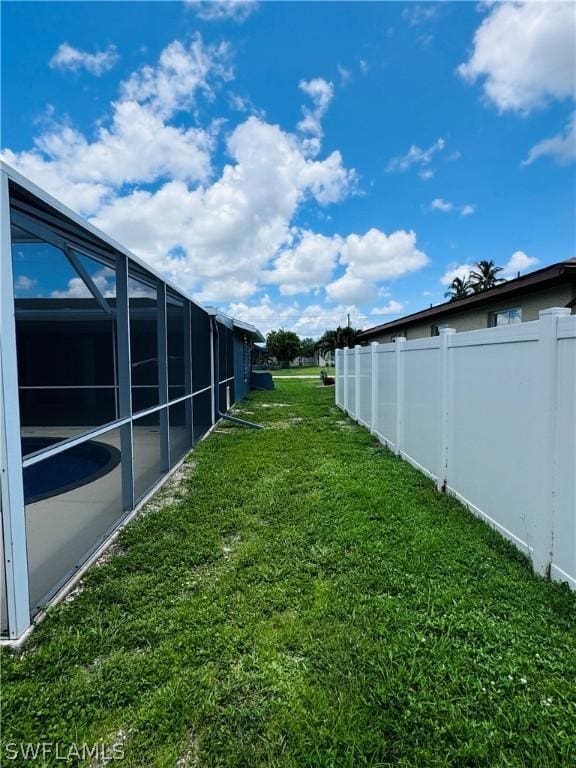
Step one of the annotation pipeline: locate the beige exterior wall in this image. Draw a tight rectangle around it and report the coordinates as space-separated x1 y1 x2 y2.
368 284 575 343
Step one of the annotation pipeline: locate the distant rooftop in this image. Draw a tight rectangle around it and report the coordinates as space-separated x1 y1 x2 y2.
359 259 576 340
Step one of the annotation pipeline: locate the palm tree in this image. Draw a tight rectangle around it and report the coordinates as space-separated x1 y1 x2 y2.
336 326 359 349
316 326 359 355
316 330 338 356
470 260 505 292
444 276 472 301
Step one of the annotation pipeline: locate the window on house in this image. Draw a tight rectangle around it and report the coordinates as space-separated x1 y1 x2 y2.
431 323 449 336
488 307 522 327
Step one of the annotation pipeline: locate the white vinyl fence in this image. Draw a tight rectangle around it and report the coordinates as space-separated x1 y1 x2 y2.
335 308 576 589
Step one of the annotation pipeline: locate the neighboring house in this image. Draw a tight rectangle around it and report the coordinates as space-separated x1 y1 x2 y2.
317 349 335 367
358 259 576 343
254 349 332 368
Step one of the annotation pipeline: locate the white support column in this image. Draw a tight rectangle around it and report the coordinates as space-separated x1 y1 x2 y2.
0 170 31 639
184 302 193 447
394 337 406 455
115 252 134 513
343 346 349 414
370 342 379 435
354 345 361 422
156 281 169 473
436 328 455 492
531 308 571 577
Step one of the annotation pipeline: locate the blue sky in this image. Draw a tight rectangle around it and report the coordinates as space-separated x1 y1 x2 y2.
2 0 575 337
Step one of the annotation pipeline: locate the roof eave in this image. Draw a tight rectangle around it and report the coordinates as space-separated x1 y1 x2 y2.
358 261 575 338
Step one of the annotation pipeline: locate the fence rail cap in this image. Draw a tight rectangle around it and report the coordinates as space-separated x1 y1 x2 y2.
539 307 572 317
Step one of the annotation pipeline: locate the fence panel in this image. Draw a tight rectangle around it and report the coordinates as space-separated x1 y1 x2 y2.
374 347 397 448
552 332 576 588
335 309 575 588
345 348 356 418
448 331 540 553
357 347 372 428
402 341 441 480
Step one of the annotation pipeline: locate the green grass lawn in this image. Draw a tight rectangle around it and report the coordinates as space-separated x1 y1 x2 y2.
269 366 333 377
2 380 575 767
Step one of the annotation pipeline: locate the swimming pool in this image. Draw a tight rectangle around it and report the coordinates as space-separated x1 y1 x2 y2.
22 437 121 505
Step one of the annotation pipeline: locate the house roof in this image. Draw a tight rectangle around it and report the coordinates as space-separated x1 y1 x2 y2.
358 259 576 339
232 318 265 343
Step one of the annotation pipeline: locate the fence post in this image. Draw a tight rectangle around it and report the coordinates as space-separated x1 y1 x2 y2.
394 337 406 455
531 308 571 577
437 328 456 492
334 349 340 407
354 345 361 422
370 341 379 435
343 347 349 414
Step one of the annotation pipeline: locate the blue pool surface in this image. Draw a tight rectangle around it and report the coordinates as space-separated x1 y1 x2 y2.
22 437 121 505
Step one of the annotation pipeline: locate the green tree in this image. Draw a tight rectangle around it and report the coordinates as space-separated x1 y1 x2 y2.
316 326 360 355
299 337 317 358
266 329 301 367
470 260 506 292
444 276 472 301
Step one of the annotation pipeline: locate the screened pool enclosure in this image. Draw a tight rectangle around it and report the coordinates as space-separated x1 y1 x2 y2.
0 163 263 641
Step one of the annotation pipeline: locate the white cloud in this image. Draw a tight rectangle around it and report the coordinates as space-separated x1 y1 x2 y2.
226 295 367 338
501 250 539 279
419 168 434 181
458 1 575 114
2 35 231 215
431 198 453 213
226 295 297 332
51 267 116 298
523 112 576 166
14 275 37 293
326 228 428 303
185 0 258 22
297 78 334 157
298 149 356 205
90 117 357 301
193 278 258 304
402 4 438 27
440 263 474 287
386 137 445 173
228 92 265 118
370 300 404 315
0 143 111 215
326 274 378 304
120 36 232 119
265 230 342 295
417 33 434 49
50 43 118 76
337 65 351 87
359 59 369 75
4 32 420 320
431 199 475 215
